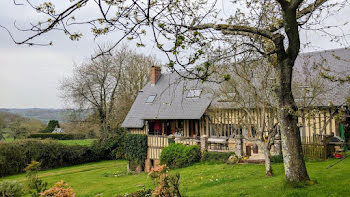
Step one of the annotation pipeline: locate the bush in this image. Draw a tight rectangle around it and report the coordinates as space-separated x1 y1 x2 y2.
160 143 201 169
0 139 100 177
28 133 85 140
271 154 284 163
25 161 48 197
201 152 235 163
40 180 75 197
124 134 148 169
92 129 126 160
0 180 24 197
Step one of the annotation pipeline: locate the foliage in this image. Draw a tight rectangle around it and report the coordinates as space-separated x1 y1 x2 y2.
40 180 75 197
168 138 175 145
271 154 284 163
148 164 181 197
0 139 100 176
92 128 126 160
41 120 60 133
0 180 24 197
28 133 85 140
160 144 201 169
25 161 48 197
124 134 148 167
201 152 235 163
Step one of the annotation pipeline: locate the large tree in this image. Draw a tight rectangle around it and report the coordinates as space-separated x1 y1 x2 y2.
3 0 349 182
60 46 156 135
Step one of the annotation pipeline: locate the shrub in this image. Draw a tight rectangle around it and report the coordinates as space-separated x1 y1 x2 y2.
148 164 181 197
40 180 75 197
160 143 201 169
201 152 235 163
28 133 85 140
92 129 126 160
124 134 148 170
271 154 284 163
0 180 24 197
0 139 99 177
25 161 48 197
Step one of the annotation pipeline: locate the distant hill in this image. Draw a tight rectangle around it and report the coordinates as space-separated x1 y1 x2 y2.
0 108 88 123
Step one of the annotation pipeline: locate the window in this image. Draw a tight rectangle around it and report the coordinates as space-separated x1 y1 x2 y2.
146 95 156 103
186 89 202 98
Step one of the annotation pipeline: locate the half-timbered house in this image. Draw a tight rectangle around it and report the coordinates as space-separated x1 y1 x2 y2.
122 48 350 171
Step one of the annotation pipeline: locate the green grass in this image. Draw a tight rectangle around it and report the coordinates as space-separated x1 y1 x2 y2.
55 139 96 146
1 158 350 197
2 137 95 146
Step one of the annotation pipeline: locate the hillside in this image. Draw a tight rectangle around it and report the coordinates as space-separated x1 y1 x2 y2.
0 108 69 123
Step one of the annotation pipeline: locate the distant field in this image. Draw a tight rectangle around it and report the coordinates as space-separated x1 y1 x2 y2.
2 157 350 197
2 138 95 146
56 139 96 146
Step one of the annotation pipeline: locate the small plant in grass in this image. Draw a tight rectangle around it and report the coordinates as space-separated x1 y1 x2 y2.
0 180 24 197
116 186 152 197
25 161 48 197
40 180 75 197
148 164 181 197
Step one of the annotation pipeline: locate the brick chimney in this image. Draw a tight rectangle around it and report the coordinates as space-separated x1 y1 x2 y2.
151 66 161 85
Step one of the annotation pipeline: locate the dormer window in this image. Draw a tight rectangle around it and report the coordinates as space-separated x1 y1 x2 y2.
187 89 202 98
146 95 156 103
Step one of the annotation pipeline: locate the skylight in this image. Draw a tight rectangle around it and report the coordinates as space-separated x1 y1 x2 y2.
146 95 156 103
187 89 202 98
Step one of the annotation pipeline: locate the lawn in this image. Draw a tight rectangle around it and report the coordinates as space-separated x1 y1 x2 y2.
1 158 350 197
1 138 95 146
56 139 96 146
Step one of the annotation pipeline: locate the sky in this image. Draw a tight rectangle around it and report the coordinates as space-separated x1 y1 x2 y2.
0 0 349 109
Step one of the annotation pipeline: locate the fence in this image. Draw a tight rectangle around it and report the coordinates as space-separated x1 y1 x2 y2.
175 136 200 145
301 135 333 160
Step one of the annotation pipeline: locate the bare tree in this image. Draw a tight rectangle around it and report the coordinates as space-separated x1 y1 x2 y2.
3 0 349 182
60 46 157 136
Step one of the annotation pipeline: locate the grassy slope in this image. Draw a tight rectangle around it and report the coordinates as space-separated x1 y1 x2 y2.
1 158 350 197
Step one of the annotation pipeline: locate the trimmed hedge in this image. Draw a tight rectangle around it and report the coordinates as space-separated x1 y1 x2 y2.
160 143 201 169
0 139 101 177
201 151 235 163
124 134 148 167
28 133 85 140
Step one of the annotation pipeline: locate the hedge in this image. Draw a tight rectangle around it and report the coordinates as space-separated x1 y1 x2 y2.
27 133 85 140
201 151 235 163
0 137 124 177
124 134 148 167
160 143 201 169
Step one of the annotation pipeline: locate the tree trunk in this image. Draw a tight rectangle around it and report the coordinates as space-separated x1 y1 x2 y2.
263 144 273 176
274 56 310 182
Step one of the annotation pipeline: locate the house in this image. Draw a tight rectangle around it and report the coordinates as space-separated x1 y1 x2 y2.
122 48 350 171
52 127 65 134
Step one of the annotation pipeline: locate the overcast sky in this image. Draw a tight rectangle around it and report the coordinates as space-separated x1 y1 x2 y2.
0 1 349 109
